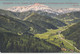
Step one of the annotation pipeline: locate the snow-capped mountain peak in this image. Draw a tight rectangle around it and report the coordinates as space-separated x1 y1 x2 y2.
7 3 80 14
7 3 54 13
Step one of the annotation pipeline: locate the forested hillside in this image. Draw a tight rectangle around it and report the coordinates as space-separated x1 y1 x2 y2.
62 22 80 49
0 28 61 52
56 11 80 24
0 9 80 53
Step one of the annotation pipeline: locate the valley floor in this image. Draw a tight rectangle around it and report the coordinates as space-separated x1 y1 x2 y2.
34 26 80 53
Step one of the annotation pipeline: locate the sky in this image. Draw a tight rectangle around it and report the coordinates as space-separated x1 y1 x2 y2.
0 0 80 9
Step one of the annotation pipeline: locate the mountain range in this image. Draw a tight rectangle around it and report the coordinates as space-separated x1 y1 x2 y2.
0 3 80 53
7 3 80 14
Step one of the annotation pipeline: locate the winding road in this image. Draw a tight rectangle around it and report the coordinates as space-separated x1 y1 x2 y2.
58 31 80 52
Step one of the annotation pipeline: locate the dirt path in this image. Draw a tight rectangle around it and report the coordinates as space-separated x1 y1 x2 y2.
23 12 34 21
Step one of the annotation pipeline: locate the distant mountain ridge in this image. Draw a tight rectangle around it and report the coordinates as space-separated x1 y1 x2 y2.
7 3 80 14
7 3 58 14
55 11 80 24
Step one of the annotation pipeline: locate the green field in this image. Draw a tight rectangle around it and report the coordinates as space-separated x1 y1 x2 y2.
34 27 80 52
